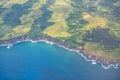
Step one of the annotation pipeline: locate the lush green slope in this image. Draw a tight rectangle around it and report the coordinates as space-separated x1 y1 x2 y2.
0 0 120 60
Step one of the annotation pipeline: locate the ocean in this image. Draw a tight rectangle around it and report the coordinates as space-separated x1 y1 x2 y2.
0 42 120 80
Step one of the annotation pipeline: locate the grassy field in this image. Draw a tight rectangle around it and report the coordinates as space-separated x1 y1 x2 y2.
85 42 120 60
0 0 28 8
43 0 72 38
83 15 108 30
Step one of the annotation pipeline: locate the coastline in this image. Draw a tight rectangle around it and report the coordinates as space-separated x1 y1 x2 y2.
0 35 120 69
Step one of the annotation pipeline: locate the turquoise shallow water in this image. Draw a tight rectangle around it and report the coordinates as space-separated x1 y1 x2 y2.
0 42 120 80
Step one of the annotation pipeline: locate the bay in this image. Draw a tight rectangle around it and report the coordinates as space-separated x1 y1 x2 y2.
0 42 120 80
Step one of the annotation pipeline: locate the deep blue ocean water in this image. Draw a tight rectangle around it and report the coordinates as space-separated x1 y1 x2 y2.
0 42 120 80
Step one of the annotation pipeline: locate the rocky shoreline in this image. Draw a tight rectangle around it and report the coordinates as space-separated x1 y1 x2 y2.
0 35 120 69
